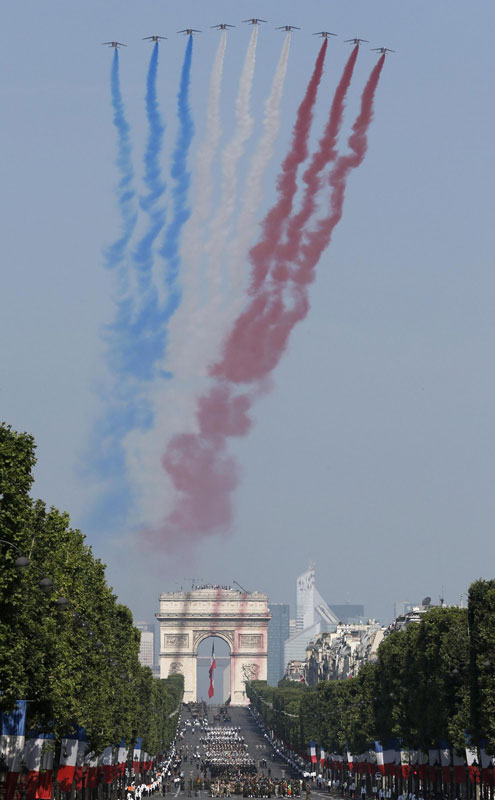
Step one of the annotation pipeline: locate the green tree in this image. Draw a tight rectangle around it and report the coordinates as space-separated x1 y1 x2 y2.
0 422 183 757
468 579 495 751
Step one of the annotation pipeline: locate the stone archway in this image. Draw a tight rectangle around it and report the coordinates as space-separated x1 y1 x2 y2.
156 588 270 705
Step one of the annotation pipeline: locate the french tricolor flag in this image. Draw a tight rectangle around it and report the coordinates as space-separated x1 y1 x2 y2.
375 742 385 776
117 740 128 777
383 740 397 776
23 731 44 800
310 741 317 764
208 642 216 699
465 746 479 783
57 734 79 792
73 729 87 793
85 752 99 789
37 732 55 800
1 700 27 800
453 750 466 783
133 738 143 773
102 746 113 784
439 740 451 783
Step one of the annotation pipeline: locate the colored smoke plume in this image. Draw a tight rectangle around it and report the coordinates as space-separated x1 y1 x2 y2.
134 41 167 297
104 50 137 278
158 35 194 319
213 54 385 385
273 45 359 276
204 25 258 304
144 56 385 552
229 31 292 297
249 38 328 294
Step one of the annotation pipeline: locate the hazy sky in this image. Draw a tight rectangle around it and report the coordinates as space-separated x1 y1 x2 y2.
1 0 495 627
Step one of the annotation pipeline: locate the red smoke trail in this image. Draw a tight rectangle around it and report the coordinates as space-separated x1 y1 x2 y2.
145 57 384 551
249 39 328 293
212 54 385 384
272 45 359 282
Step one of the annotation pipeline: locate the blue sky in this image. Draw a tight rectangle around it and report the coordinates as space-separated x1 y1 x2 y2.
1 0 495 625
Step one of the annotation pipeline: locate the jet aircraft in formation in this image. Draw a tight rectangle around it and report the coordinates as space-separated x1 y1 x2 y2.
103 26 394 53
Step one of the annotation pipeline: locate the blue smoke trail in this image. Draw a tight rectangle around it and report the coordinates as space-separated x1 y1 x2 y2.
83 40 195 532
107 37 194 382
158 34 195 350
107 42 169 382
135 42 167 295
105 49 137 275
82 48 140 530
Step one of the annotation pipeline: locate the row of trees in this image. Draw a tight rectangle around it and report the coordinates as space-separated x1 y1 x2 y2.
248 589 495 755
0 423 182 755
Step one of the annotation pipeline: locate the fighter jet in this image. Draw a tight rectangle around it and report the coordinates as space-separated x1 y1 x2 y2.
102 41 127 48
211 23 236 30
313 31 337 38
275 25 300 31
177 29 202 35
344 38 369 45
143 35 168 42
371 46 396 54
242 19 268 25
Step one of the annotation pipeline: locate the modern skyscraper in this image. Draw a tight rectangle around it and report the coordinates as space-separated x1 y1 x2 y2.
328 604 365 623
135 621 154 668
296 564 339 630
284 566 339 673
267 604 290 686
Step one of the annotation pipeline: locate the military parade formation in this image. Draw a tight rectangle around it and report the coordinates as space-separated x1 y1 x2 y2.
163 705 307 798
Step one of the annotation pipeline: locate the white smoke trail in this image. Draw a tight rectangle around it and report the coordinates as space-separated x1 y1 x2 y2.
181 30 227 298
182 31 291 379
167 27 258 381
165 31 227 378
228 31 291 300
122 35 230 524
204 25 258 303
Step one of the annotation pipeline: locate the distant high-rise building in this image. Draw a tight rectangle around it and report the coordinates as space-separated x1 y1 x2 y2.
284 566 339 676
135 621 154 668
267 604 290 686
284 621 321 665
328 604 365 623
394 601 414 619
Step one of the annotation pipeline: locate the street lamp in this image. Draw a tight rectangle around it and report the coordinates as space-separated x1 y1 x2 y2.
39 578 54 594
14 556 30 571
0 754 9 800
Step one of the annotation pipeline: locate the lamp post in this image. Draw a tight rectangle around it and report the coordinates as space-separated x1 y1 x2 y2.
0 754 9 800
17 759 29 800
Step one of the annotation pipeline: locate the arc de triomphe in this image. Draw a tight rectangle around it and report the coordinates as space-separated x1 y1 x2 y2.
156 588 270 705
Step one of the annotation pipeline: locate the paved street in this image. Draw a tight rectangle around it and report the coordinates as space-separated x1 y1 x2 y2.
169 705 297 787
